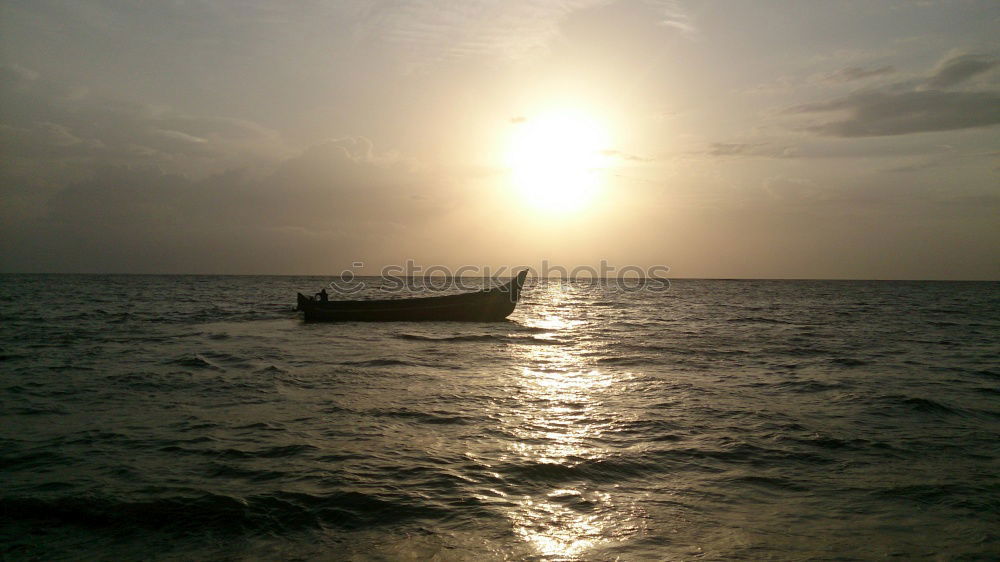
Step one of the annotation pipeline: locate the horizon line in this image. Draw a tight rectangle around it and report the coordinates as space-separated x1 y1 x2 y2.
0 271 997 282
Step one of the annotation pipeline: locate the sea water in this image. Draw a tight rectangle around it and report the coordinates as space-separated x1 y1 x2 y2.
1 275 998 560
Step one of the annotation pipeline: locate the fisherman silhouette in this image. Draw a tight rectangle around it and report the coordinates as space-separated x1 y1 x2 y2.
316 288 329 302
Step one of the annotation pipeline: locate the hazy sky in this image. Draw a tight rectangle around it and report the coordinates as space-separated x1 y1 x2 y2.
1 0 998 278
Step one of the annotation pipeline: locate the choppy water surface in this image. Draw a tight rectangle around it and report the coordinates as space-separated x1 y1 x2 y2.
1 275 998 560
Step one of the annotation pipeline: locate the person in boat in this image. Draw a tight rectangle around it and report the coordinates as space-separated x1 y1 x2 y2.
316 288 329 302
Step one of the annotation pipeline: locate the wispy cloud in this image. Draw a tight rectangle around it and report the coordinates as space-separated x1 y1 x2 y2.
789 52 1000 137
792 90 1000 137
652 0 697 37
923 52 998 89
600 148 650 162
354 0 696 67
702 142 795 158
821 65 896 83
357 1 605 65
0 66 287 178
3 137 452 273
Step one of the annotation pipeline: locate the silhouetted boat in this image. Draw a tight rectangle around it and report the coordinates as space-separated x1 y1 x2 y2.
296 270 528 322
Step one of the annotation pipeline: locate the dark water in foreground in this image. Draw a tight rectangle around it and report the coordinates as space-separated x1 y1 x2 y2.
1 275 998 560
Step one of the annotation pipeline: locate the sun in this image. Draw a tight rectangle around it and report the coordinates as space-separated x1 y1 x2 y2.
505 109 610 214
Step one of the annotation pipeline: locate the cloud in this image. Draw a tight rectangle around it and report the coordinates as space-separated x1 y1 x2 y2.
354 0 695 68
822 65 895 83
357 1 606 65
49 138 435 232
924 53 998 89
600 149 650 162
0 63 40 86
792 89 1000 137
1 121 86 153
702 142 795 158
0 66 459 273
742 75 798 96
654 0 697 37
882 147 998 174
745 65 895 97
0 66 287 179
706 142 758 156
790 52 1000 138
1 137 455 273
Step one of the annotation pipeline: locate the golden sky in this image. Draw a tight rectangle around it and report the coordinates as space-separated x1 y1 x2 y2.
1 1 998 278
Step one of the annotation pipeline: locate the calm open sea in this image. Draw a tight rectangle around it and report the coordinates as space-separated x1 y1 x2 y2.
1 275 998 560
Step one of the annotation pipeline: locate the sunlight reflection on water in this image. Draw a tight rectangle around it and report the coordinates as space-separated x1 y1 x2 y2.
502 304 642 558
3 277 996 560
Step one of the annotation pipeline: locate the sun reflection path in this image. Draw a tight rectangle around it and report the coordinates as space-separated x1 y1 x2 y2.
512 493 607 559
496 299 646 559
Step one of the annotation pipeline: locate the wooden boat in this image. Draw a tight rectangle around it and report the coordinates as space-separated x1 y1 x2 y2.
296 270 528 322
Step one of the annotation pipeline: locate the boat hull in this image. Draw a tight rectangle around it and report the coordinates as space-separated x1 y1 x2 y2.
297 270 527 322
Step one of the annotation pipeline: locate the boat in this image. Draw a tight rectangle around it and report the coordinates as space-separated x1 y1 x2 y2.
296 270 529 322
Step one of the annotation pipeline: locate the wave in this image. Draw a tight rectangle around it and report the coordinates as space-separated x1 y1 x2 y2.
396 333 568 346
10 406 69 416
881 395 964 416
770 380 847 394
725 316 793 325
830 356 869 367
339 358 420 367
784 434 890 451
722 475 808 491
397 333 498 343
498 455 658 485
652 443 833 467
870 484 999 511
596 355 653 366
0 489 448 534
167 354 224 371
367 408 475 425
217 444 319 459
1 449 71 470
901 397 957 413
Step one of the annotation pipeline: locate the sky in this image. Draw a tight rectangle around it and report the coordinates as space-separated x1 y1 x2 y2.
1 0 998 279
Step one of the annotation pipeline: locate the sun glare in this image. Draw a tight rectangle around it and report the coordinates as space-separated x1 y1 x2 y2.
505 109 610 214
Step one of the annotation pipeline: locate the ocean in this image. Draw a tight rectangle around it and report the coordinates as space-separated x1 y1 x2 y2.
1 275 997 560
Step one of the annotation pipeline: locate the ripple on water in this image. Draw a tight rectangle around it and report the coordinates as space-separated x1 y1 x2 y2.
1 276 997 560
